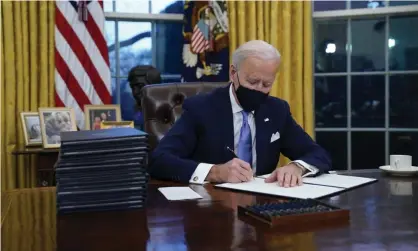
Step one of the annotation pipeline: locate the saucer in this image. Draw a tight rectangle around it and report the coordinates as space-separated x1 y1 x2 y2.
379 165 418 176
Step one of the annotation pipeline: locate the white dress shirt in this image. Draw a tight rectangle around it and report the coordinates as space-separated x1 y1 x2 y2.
189 85 318 184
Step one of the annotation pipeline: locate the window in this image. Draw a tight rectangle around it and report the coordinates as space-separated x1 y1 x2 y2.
313 1 418 170
105 0 184 122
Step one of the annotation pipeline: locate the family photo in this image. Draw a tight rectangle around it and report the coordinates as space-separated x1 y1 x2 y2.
39 108 77 148
20 112 42 146
84 105 122 130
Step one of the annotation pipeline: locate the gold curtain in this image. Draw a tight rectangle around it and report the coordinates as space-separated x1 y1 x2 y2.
228 0 314 166
2 188 56 251
1 1 55 190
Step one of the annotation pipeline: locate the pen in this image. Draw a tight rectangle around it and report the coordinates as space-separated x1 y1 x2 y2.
226 146 237 158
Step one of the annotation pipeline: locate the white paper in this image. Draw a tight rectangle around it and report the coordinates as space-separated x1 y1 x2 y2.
258 173 376 189
258 174 272 179
158 187 203 201
215 178 343 199
302 174 376 189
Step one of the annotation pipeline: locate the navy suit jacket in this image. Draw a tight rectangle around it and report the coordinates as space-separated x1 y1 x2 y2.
149 85 331 182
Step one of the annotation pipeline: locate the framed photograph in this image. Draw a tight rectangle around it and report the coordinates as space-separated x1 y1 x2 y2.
100 121 134 129
20 112 42 146
84 105 122 130
38 108 77 148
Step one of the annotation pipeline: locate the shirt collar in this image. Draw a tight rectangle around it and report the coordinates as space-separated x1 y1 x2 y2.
229 83 242 114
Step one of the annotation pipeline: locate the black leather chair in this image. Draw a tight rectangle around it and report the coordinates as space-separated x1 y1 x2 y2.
140 82 228 150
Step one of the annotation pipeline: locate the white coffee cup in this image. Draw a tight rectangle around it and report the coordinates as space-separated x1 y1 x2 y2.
390 155 412 169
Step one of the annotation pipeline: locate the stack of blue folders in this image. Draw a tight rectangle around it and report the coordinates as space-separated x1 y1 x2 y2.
55 128 149 214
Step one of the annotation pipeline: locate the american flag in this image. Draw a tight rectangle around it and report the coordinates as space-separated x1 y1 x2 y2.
55 0 111 129
191 19 211 54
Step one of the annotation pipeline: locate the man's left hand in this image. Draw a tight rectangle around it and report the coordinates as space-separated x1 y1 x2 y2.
264 163 303 187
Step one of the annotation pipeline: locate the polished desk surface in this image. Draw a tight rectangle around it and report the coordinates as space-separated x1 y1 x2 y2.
2 171 418 251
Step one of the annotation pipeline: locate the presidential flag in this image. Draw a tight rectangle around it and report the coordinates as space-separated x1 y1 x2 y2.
55 0 111 129
182 0 229 82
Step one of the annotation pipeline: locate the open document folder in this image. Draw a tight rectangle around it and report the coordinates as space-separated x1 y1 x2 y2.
215 174 377 199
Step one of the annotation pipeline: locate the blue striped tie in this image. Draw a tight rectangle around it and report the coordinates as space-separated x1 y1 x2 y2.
237 111 252 165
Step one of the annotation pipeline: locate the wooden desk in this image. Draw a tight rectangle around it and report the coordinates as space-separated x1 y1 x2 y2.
2 171 418 251
12 147 59 187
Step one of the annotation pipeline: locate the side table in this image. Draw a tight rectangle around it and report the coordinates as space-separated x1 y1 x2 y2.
12 147 59 187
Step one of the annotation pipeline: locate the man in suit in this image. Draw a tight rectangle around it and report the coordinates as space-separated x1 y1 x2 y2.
149 40 331 187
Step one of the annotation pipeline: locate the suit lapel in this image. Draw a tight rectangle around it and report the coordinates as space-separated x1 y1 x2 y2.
215 85 234 155
255 105 272 175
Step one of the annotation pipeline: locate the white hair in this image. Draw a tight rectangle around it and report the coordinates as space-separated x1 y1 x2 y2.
232 40 281 69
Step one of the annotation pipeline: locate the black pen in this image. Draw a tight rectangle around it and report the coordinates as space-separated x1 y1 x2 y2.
226 146 237 158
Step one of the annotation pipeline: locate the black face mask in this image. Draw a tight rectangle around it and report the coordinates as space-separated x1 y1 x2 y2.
234 74 268 112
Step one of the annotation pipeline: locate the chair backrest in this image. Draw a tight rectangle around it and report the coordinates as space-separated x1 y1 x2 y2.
141 82 229 150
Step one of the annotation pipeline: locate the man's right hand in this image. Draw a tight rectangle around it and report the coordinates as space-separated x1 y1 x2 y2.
207 158 253 183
